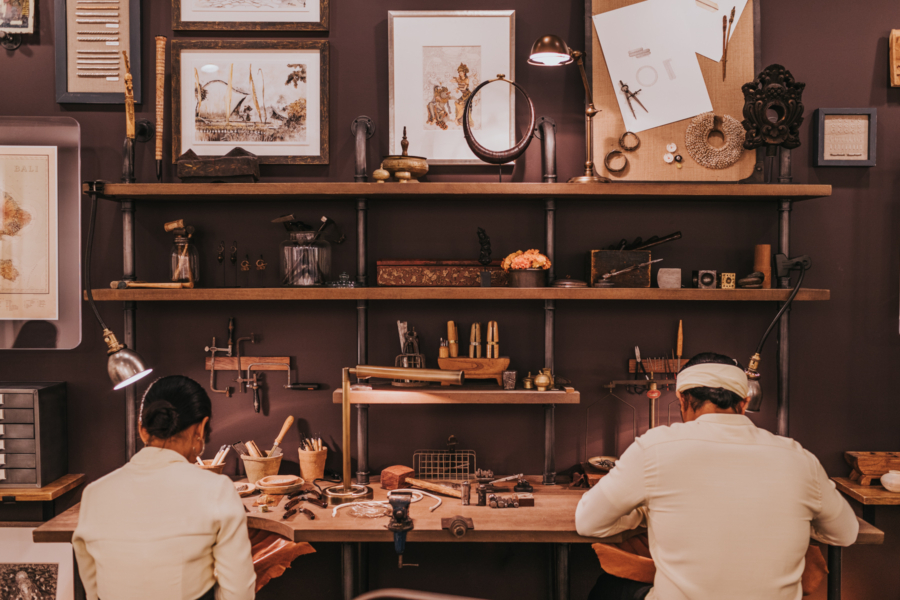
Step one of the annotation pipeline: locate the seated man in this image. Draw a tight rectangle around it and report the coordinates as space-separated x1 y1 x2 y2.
576 352 858 600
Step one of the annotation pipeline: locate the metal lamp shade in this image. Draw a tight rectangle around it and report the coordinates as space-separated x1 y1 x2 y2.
109 348 153 390
528 35 573 66
745 372 762 412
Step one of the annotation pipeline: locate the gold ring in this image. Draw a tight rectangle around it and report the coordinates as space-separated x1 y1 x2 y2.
604 149 627 173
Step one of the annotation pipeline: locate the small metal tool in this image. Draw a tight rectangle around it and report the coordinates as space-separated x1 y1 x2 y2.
602 258 664 281
386 491 417 568
619 80 648 119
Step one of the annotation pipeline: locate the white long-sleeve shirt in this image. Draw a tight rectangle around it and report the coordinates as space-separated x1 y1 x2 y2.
576 413 858 600
73 447 256 600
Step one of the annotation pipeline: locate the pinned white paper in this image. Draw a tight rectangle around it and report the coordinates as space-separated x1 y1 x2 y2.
678 0 748 61
593 0 713 133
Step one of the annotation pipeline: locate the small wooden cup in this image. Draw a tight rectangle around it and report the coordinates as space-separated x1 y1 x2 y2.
198 459 225 475
241 454 282 484
298 448 327 482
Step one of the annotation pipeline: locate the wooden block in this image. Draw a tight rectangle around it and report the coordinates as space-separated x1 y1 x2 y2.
892 30 900 87
406 477 462 498
589 250 651 288
845 452 900 485
381 465 414 490
437 357 510 386
205 357 290 371
376 260 509 287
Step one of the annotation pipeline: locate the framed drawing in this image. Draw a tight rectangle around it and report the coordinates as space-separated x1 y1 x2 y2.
815 108 877 167
173 0 328 31
0 528 75 600
0 0 35 35
172 40 329 165
54 0 142 104
388 10 515 166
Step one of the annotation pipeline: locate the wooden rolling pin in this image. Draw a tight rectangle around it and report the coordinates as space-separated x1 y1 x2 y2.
406 477 462 499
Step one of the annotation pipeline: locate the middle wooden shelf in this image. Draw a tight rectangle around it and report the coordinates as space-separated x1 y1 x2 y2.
87 287 830 302
333 383 580 405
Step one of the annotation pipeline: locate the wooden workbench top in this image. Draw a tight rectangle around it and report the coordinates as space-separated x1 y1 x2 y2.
834 477 900 506
0 474 85 502
33 476 884 546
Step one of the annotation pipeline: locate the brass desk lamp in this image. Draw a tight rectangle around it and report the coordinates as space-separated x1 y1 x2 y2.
323 366 464 505
528 35 609 184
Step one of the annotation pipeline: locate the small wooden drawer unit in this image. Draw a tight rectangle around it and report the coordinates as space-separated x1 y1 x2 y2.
0 383 67 488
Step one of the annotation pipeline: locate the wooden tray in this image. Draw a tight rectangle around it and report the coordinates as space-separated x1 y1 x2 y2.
438 357 510 387
591 0 756 181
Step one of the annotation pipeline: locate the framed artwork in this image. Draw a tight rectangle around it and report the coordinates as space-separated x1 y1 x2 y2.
173 0 328 31
388 10 515 166
0 528 75 600
815 108 877 167
0 146 59 322
172 40 329 165
54 0 142 104
0 0 35 34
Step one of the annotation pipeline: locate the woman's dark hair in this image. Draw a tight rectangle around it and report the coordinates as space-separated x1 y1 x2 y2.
678 352 746 412
140 376 212 440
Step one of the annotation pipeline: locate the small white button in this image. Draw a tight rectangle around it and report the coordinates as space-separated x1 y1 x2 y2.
664 153 675 163
666 143 677 153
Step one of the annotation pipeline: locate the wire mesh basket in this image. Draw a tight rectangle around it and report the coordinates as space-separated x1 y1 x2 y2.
413 448 476 483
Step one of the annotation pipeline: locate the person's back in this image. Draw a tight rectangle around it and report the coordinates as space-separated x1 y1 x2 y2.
576 353 857 600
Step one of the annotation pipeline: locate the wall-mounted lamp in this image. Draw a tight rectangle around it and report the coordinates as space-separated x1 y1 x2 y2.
324 365 464 505
528 34 609 184
745 254 811 412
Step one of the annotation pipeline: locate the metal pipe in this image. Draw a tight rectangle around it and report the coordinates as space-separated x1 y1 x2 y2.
357 200 367 287
778 147 792 184
357 542 369 596
777 197 792 437
545 199 556 283
543 404 556 486
357 297 369 484
342 368 352 492
537 117 558 183
351 116 374 183
342 542 356 600
555 543 569 600
827 546 841 600
122 198 137 460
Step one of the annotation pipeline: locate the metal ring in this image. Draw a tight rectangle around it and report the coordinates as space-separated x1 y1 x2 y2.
619 132 640 152
462 75 536 165
604 149 628 173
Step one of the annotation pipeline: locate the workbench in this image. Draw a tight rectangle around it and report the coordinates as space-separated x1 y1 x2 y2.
34 476 882 600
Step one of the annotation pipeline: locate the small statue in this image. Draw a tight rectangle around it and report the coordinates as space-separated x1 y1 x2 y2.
477 227 492 266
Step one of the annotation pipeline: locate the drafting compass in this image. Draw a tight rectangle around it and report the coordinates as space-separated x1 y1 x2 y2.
619 80 648 119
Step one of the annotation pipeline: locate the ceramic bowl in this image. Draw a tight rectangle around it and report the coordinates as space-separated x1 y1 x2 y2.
882 470 900 492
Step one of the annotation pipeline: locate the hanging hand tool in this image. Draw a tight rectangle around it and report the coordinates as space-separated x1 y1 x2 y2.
619 80 648 119
204 319 234 397
267 415 294 457
676 320 684 369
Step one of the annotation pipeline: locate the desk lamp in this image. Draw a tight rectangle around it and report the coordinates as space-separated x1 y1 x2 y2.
745 254 811 411
324 365 464 505
528 35 609 184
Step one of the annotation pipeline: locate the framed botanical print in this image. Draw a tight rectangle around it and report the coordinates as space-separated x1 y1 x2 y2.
0 0 35 35
171 40 329 165
173 0 328 31
815 108 877 167
388 10 515 165
54 0 142 104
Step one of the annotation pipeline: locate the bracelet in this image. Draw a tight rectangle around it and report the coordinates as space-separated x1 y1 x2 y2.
604 149 628 173
619 131 641 151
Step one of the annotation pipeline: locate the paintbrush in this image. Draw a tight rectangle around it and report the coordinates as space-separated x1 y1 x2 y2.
213 446 231 466
232 441 250 457
723 7 735 80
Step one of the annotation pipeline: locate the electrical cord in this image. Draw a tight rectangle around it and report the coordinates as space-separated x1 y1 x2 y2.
84 193 108 331
754 265 806 355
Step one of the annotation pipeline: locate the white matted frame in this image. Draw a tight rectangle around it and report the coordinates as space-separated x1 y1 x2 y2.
389 10 515 166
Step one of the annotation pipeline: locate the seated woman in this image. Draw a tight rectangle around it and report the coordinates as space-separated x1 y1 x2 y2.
73 376 255 600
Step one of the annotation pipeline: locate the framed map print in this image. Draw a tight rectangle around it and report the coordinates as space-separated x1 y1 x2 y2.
173 0 328 31
0 146 58 322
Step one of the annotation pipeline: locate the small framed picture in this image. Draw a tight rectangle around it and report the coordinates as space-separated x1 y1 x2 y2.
388 10 515 165
54 0 142 104
171 40 329 165
173 0 328 31
815 108 876 167
0 0 35 34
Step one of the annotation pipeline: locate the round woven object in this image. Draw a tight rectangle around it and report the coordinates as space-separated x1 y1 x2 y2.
684 112 745 170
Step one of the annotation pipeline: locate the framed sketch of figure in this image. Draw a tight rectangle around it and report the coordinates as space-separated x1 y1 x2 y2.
171 40 329 165
173 0 328 31
389 11 515 165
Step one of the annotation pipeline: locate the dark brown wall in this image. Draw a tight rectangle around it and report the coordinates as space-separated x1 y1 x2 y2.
3 0 899 598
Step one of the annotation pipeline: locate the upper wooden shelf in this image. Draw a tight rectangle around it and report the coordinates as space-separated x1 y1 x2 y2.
87 287 830 302
0 474 85 502
334 383 580 405
83 182 832 203
833 477 900 506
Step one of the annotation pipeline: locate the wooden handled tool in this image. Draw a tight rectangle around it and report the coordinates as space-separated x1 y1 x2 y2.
487 321 499 358
110 280 193 289
123 51 135 140
268 416 294 457
469 323 482 358
448 321 459 358
676 320 683 364
155 36 166 181
246 440 264 458
406 477 462 499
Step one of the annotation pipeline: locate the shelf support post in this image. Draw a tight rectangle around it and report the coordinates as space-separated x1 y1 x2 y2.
356 196 370 485
122 198 138 460
776 147 792 437
544 198 557 485
827 546 841 600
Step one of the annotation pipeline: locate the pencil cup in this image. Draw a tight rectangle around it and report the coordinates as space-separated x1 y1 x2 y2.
298 448 327 482
241 455 282 484
197 460 226 475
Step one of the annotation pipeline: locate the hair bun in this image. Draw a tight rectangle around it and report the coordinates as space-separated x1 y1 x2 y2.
142 400 180 439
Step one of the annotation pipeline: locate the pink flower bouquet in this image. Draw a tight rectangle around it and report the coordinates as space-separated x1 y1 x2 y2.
501 249 552 271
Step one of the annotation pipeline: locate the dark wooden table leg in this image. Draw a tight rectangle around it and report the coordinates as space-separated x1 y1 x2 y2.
357 542 368 595
827 546 841 600
555 543 569 600
73 549 86 600
862 505 876 526
342 542 357 600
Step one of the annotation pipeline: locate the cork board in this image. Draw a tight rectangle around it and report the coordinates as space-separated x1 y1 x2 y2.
591 0 755 181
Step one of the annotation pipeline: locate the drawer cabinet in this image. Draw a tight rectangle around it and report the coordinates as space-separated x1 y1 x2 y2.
0 383 66 488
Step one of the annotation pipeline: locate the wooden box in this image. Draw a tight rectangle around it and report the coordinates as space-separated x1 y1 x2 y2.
0 383 67 488
377 260 509 287
588 250 651 288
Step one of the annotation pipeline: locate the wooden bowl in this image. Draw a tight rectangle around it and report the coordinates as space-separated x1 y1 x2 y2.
233 482 257 497
256 474 305 495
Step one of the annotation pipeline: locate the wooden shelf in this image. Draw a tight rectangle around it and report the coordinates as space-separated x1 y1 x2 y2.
833 477 900 506
83 182 832 203
0 474 85 502
87 287 830 302
333 383 580 405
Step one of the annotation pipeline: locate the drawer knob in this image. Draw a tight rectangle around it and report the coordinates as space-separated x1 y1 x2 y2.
0 456 5 466
0 470 6 481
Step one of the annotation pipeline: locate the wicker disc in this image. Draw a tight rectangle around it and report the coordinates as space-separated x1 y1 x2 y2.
684 112 745 170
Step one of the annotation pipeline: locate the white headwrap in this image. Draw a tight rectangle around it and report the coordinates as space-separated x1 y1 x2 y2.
676 363 749 399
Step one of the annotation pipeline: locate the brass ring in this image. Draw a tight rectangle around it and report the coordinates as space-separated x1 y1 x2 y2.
619 131 641 151
462 75 536 165
604 149 627 173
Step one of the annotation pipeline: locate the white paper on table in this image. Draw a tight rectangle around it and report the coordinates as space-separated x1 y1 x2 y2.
593 0 713 133
677 0 749 61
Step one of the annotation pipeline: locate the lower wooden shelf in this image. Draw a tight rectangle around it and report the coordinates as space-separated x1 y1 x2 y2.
333 383 580 405
0 474 85 502
833 477 900 505
87 287 830 302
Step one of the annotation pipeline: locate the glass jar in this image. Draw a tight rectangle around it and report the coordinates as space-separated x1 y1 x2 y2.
281 231 331 287
170 236 199 283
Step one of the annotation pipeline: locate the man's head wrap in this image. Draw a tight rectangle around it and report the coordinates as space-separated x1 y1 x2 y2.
676 363 749 399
